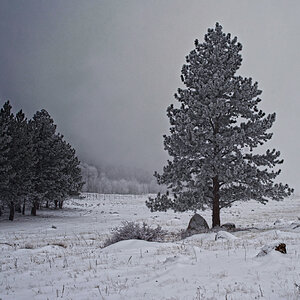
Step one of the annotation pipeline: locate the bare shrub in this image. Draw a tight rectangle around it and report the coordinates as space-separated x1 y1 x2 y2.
24 243 35 249
104 221 166 247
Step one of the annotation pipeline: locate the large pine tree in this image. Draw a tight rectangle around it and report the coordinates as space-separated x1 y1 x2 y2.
30 109 83 213
0 101 15 220
30 109 58 215
146 23 293 227
8 109 36 220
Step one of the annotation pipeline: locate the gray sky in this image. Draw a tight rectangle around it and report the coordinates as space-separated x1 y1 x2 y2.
0 0 299 191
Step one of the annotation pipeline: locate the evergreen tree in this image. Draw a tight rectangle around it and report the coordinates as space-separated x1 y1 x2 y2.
12 110 37 214
30 109 83 213
0 101 15 220
0 103 82 219
30 109 57 215
46 134 83 209
7 109 36 219
146 23 293 227
62 141 83 198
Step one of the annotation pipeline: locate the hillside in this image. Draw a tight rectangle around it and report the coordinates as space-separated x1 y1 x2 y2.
1 194 300 299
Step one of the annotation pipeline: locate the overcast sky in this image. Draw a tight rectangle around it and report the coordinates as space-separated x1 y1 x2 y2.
0 0 299 191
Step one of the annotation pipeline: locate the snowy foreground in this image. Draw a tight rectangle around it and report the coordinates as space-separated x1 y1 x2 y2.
1 194 300 300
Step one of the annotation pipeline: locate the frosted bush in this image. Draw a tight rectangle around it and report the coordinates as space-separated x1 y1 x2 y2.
104 221 166 247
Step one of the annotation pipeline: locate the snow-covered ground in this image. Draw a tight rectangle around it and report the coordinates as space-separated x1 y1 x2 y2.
1 193 300 299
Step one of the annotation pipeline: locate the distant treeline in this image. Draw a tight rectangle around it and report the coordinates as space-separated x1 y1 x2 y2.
0 101 83 221
80 162 165 195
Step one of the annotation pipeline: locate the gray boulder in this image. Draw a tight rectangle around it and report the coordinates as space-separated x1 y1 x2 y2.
186 213 209 233
221 223 236 230
181 214 209 239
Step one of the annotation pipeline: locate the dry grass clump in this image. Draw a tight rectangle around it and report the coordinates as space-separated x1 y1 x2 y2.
104 221 166 247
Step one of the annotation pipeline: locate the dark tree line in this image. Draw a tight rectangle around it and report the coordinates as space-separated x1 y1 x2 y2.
0 101 83 221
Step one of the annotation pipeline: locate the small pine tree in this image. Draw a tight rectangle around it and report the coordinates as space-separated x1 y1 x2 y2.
47 134 83 209
62 141 83 197
146 23 293 227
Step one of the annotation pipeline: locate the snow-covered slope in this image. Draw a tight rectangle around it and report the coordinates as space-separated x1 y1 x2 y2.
1 193 300 299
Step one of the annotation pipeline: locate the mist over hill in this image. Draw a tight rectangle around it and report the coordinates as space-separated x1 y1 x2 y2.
80 162 165 194
95 163 154 183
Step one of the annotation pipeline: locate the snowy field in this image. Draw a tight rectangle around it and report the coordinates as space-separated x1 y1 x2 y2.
1 193 300 300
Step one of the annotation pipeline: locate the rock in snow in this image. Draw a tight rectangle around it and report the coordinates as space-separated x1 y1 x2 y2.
215 230 238 241
187 213 209 230
274 219 284 225
256 242 287 257
221 223 236 230
182 214 209 238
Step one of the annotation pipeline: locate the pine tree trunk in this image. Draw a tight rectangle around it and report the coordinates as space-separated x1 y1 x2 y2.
212 176 220 227
22 199 26 215
54 200 58 209
45 201 49 208
59 200 63 209
9 201 15 221
15 203 21 213
31 205 36 216
31 200 38 216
